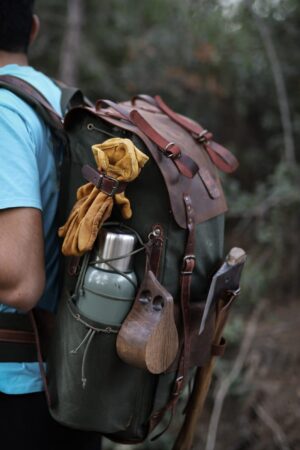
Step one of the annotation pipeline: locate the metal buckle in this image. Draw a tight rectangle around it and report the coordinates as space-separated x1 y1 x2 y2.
173 376 184 396
96 173 120 196
163 142 181 159
194 129 209 143
181 254 196 275
226 287 241 299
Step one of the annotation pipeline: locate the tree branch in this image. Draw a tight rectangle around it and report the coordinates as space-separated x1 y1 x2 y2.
255 403 291 450
58 0 83 85
246 0 295 164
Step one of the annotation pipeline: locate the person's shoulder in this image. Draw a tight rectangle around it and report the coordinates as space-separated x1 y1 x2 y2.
0 88 33 125
0 77 45 149
21 67 62 115
0 65 62 115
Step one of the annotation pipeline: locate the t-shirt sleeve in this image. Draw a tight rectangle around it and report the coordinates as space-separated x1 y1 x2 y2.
0 105 42 211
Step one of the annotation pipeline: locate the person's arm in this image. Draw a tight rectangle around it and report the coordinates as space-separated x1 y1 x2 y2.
0 207 45 311
0 100 46 311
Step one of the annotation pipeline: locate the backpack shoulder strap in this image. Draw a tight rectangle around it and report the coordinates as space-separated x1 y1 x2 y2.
0 74 63 132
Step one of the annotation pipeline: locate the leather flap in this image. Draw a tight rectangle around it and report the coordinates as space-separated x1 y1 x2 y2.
128 103 228 228
64 102 228 228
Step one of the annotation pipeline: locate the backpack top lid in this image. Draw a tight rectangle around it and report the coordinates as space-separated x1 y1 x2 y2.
63 95 237 228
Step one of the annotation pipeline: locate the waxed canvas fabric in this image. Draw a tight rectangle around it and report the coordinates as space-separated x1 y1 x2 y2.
48 296 162 437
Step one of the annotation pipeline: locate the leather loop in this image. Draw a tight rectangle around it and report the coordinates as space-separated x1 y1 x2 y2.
211 336 226 357
81 164 127 196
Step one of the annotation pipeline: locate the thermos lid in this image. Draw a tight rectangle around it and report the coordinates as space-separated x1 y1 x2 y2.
94 228 136 272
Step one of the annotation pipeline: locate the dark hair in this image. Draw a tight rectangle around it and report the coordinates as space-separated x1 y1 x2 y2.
0 0 35 53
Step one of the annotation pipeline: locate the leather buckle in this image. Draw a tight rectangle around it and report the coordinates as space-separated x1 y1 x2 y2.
226 287 241 300
194 129 209 143
172 376 184 397
181 254 196 275
163 142 182 160
96 172 120 196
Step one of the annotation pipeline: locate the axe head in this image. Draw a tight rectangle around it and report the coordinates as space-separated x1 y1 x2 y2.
199 247 246 335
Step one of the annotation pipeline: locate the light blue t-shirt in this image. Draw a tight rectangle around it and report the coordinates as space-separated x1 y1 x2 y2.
0 64 62 394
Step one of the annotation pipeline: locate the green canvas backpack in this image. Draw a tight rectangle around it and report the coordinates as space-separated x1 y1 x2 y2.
0 75 243 446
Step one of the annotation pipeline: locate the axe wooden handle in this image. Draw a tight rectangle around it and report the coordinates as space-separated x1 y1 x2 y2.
173 362 215 450
172 315 220 450
172 248 246 450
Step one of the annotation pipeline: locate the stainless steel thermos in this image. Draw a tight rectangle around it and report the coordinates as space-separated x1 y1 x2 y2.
76 228 137 325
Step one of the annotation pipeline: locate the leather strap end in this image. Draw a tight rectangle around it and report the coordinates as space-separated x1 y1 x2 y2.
205 141 239 173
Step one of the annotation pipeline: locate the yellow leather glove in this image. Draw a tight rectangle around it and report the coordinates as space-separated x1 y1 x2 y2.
93 138 148 218
58 138 148 256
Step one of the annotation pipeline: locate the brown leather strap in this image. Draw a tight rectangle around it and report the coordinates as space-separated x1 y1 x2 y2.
82 164 128 196
130 110 199 179
29 311 52 407
148 196 196 433
0 75 63 129
146 224 164 278
149 375 184 433
92 99 199 178
0 310 54 363
0 312 37 361
68 256 81 276
133 94 238 174
96 101 191 180
155 95 239 173
131 94 157 107
95 99 131 120
179 194 196 379
0 329 35 344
